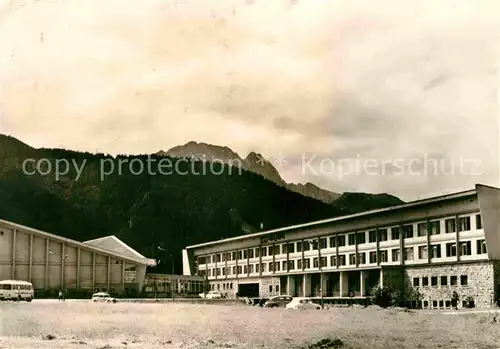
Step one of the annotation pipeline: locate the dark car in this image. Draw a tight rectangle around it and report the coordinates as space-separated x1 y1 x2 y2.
257 298 269 306
263 295 293 308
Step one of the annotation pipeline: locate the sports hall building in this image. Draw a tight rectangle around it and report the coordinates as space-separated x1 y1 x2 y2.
0 220 156 296
183 184 500 309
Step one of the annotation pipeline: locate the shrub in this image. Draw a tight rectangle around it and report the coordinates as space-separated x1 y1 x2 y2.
370 285 392 308
464 296 475 309
369 285 422 308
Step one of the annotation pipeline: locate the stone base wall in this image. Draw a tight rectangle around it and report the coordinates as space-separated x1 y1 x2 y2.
209 280 238 298
405 262 495 309
208 277 281 298
493 261 500 306
259 277 281 298
208 261 500 306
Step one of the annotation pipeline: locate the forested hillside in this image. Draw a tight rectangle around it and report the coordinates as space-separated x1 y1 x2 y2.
0 134 403 273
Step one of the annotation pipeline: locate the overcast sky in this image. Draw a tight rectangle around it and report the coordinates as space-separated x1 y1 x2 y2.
0 0 499 201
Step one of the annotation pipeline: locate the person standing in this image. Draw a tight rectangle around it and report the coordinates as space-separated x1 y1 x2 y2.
451 291 459 310
58 289 63 301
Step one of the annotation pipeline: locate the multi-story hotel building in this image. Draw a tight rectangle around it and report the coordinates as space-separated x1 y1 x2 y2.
182 184 500 309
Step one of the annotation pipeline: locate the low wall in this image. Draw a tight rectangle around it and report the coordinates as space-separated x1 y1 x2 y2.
118 298 246 305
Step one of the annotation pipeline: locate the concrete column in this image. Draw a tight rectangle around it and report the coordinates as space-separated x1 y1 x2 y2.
215 254 218 280
301 239 305 271
321 273 328 297
136 264 147 292
205 254 210 280
92 252 96 291
399 223 404 266
246 249 250 277
258 246 262 277
360 270 366 296
426 219 431 263
28 233 33 283
379 269 384 287
335 236 339 269
286 243 290 272
76 248 81 289
287 275 296 297
235 253 238 280
121 260 126 291
354 233 359 267
303 274 311 297
225 252 228 279
340 271 348 297
107 256 111 291
317 237 322 269
272 243 276 274
61 243 65 288
45 238 49 289
11 229 16 279
376 228 380 265
455 214 460 262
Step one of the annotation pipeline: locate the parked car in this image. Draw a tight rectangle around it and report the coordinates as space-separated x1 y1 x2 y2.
264 295 293 308
91 292 117 303
285 297 321 310
198 291 222 299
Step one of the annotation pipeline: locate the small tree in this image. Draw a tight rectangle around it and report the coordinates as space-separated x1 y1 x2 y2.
406 286 423 308
370 285 392 308
370 284 422 308
203 277 211 295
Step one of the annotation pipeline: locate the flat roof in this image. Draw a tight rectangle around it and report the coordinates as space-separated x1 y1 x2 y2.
0 218 153 265
0 280 32 284
186 185 491 249
145 273 203 279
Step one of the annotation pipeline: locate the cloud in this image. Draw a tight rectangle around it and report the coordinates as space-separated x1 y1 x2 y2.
0 0 498 200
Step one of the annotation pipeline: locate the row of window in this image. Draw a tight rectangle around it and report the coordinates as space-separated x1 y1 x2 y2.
215 282 233 291
199 240 487 276
412 240 487 260
143 279 205 291
0 284 33 290
413 275 468 287
198 215 483 265
210 282 282 294
421 300 473 309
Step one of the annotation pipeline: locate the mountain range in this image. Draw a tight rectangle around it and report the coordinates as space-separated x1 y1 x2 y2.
160 141 344 203
0 134 403 274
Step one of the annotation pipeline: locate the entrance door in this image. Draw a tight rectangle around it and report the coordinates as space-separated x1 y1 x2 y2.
238 283 259 297
280 276 288 295
327 273 340 297
294 275 303 297
347 271 361 296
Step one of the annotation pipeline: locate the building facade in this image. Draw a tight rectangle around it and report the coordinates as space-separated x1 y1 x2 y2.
183 184 500 309
143 274 205 298
0 219 156 296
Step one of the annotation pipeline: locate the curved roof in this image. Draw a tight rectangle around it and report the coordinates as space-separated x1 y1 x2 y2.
0 218 155 266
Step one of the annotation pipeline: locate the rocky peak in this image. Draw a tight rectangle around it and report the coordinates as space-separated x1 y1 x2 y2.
243 151 286 186
157 141 343 204
160 141 242 165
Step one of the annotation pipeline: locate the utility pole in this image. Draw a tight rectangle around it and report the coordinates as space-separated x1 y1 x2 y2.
154 277 157 300
171 254 175 275
172 277 175 301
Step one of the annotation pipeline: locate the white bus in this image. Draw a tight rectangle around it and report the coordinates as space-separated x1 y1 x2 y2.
0 280 34 301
